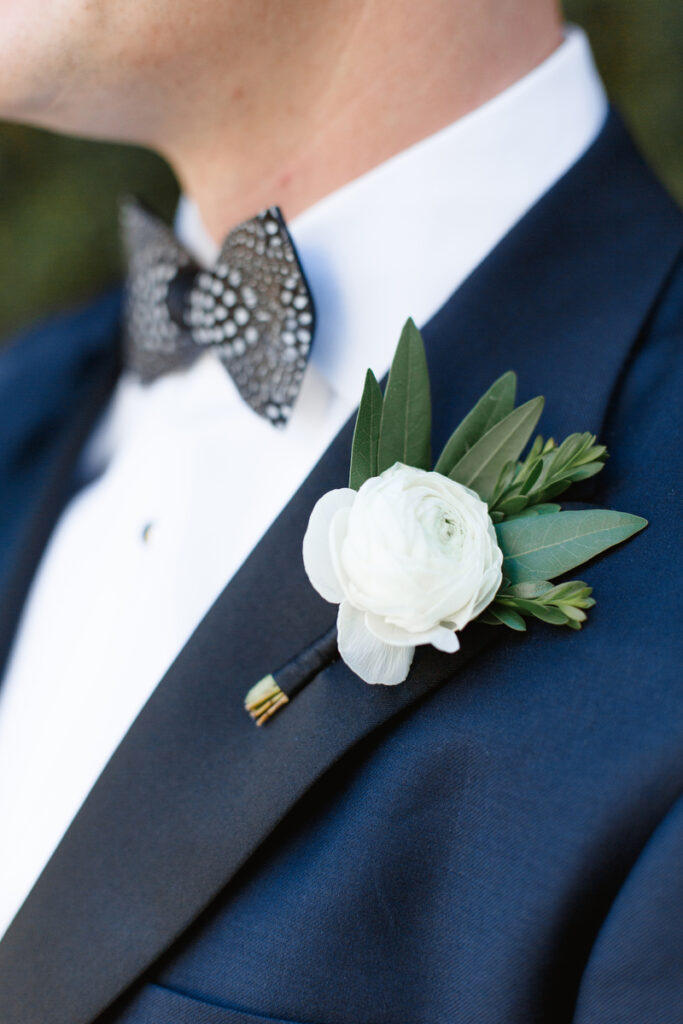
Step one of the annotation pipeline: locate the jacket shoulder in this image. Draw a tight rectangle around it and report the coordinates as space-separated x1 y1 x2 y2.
0 288 123 439
0 287 123 391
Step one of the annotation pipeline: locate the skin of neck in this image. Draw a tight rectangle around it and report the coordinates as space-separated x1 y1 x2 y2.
168 0 563 241
0 0 562 241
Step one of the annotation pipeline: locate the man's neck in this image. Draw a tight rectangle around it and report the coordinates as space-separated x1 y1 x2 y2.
164 0 563 244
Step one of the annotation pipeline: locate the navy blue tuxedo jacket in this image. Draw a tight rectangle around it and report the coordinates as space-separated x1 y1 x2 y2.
0 112 681 1024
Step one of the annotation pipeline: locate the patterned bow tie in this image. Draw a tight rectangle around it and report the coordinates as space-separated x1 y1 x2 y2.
120 198 315 427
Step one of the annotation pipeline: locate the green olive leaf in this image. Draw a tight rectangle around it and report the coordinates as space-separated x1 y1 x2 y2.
349 369 383 489
448 397 544 503
377 318 432 473
434 371 516 476
496 510 648 584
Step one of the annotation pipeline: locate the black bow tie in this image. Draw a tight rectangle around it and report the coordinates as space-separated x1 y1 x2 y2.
120 198 316 427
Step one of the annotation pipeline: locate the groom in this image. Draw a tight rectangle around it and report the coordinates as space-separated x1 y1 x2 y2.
0 1 681 1022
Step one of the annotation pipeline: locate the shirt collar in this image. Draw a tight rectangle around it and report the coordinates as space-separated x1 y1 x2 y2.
176 24 607 410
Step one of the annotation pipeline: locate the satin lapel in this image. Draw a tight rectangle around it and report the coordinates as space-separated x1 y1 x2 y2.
0 113 681 1024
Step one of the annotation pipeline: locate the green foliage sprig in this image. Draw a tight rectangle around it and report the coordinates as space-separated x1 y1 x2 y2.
487 431 607 522
481 580 596 632
349 319 646 633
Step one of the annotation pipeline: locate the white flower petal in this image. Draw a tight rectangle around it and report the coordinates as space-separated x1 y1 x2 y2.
364 612 418 647
365 612 459 654
470 563 503 619
337 602 414 685
446 594 478 632
428 626 460 654
334 463 504 635
302 488 355 603
329 505 353 599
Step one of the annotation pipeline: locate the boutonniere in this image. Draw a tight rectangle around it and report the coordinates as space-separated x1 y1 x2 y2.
301 319 645 686
246 319 645 722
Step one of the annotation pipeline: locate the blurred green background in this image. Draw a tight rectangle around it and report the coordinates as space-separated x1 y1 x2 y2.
0 0 681 340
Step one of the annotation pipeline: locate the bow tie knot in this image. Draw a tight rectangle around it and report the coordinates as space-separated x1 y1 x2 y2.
121 199 315 426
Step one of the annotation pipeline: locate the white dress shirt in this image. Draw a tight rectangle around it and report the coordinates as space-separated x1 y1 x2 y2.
0 26 607 940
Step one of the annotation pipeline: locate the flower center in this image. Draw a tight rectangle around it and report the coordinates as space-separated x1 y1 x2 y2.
418 498 467 557
441 515 456 538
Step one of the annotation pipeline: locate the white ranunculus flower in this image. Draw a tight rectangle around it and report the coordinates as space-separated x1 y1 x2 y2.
303 462 503 685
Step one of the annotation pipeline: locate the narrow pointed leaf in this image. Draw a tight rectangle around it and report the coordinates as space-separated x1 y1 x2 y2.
490 460 517 505
478 611 502 626
449 397 544 503
434 371 517 475
565 462 605 482
562 605 587 622
490 606 527 631
496 495 530 515
578 444 607 463
543 581 592 602
377 318 431 472
504 581 554 598
499 598 570 625
496 510 648 584
520 460 544 494
539 479 576 501
349 369 383 489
